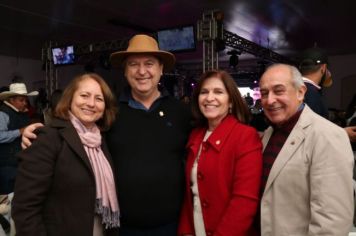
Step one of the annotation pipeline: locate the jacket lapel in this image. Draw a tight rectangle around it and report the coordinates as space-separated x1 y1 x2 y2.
52 119 94 175
205 115 237 152
186 129 205 159
261 127 273 151
263 106 313 194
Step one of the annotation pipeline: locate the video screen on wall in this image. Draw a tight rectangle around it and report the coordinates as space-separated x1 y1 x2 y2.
51 45 75 65
238 87 261 104
157 25 196 52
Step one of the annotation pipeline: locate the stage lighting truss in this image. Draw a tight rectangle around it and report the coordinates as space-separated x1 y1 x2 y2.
223 30 291 64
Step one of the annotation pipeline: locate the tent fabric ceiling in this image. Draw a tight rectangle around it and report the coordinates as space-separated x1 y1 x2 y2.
0 0 355 61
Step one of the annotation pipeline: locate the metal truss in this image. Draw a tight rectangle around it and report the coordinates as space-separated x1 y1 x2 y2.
74 38 129 56
41 42 57 100
197 10 221 72
223 30 291 64
197 10 292 72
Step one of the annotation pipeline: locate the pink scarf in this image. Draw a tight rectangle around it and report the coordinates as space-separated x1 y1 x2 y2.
69 112 120 228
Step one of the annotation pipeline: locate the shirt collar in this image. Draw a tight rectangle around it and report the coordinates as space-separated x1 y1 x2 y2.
303 77 321 90
4 101 20 112
119 87 169 111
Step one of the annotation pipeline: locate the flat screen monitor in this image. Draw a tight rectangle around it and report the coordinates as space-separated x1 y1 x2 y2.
157 25 196 52
51 45 75 65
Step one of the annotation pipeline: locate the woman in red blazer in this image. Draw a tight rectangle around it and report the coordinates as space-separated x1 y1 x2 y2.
178 70 262 236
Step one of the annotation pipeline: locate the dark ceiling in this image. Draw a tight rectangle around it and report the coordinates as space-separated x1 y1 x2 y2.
1 0 356 63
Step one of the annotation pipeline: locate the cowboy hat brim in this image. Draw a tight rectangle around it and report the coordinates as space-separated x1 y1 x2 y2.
0 91 39 101
110 50 176 72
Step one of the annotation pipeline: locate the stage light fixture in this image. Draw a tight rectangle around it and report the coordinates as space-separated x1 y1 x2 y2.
227 49 241 68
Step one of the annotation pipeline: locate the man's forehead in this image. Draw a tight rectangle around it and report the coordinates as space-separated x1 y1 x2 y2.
260 70 292 89
126 54 159 62
11 95 27 100
260 83 288 90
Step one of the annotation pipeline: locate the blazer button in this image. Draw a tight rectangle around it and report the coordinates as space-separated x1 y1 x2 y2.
197 172 204 180
202 200 209 208
206 230 213 236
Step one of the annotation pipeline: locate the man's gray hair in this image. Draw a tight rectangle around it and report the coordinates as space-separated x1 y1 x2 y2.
264 63 305 89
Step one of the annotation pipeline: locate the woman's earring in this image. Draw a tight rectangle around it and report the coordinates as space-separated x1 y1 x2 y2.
229 105 232 114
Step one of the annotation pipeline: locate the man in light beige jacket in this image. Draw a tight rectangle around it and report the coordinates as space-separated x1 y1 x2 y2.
259 63 354 235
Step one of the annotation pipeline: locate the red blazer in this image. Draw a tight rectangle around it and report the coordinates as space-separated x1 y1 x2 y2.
178 115 262 236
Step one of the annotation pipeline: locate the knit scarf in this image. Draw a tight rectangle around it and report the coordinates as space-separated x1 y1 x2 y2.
69 112 120 229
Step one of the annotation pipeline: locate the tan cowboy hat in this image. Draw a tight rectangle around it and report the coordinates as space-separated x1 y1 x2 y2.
0 83 39 100
110 34 176 71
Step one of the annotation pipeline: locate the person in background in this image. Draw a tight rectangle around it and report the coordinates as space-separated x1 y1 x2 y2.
180 95 191 106
259 63 354 235
34 88 48 121
0 193 15 236
43 89 63 125
21 34 192 236
244 92 254 108
25 98 40 123
0 87 9 106
178 70 262 236
299 47 331 118
0 83 38 195
299 47 356 146
0 195 10 236
12 73 120 236
250 99 269 134
346 94 356 146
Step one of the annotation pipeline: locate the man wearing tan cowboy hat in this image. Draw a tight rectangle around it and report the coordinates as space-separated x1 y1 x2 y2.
0 83 38 194
21 34 192 235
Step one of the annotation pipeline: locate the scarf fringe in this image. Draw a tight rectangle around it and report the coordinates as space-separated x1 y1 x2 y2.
95 198 120 229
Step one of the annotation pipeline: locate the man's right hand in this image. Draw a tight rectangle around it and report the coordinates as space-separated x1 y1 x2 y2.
21 123 44 149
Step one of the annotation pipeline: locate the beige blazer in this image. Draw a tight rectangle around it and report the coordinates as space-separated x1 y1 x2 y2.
261 105 354 236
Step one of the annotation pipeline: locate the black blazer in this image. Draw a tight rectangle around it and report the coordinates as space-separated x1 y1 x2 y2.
12 118 118 236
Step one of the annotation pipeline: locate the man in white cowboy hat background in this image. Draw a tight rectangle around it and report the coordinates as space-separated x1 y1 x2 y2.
0 83 38 195
21 34 192 235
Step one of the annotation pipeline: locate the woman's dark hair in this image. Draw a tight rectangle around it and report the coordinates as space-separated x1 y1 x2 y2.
191 70 250 127
54 73 117 131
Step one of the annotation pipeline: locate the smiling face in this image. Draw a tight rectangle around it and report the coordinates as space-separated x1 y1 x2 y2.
198 76 231 130
124 54 163 100
70 78 105 128
259 65 306 126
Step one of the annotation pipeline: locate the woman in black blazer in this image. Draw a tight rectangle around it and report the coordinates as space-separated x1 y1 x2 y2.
12 73 119 236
